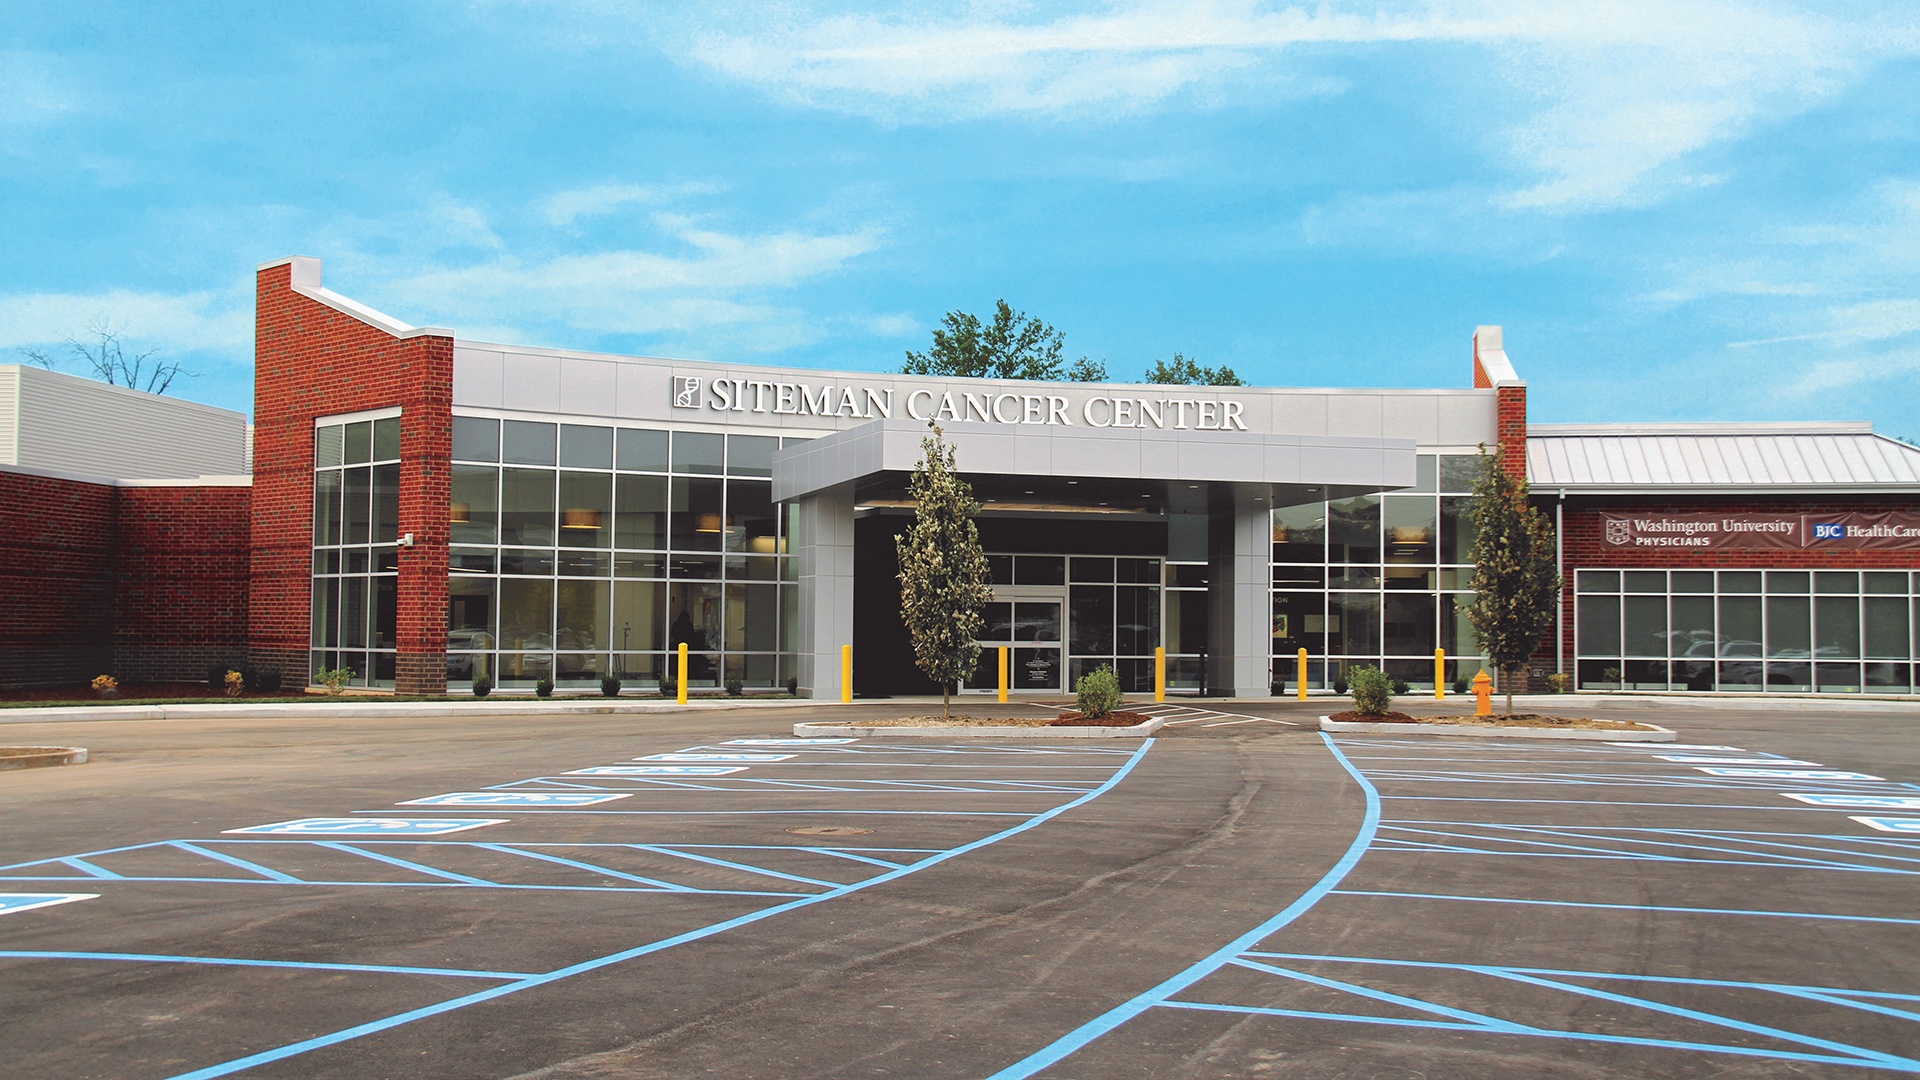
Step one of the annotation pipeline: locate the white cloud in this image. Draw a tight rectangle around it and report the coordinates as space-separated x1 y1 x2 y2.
670 0 1918 210
535 180 728 226
0 289 250 351
0 50 84 129
1728 299 1920 348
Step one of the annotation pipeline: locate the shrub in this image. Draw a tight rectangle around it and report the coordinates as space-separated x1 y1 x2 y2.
1075 664 1122 720
1601 666 1622 689
224 670 245 697
1332 678 1349 695
251 667 283 693
535 678 554 698
1391 678 1411 696
472 675 493 698
785 676 798 696
205 660 234 689
659 673 677 699
1546 672 1573 694
725 677 744 697
601 676 622 698
317 668 353 696
91 674 119 696
1452 678 1469 695
1347 665 1393 716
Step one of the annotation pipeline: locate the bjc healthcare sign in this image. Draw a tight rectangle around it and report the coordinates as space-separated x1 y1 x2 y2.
1602 512 1920 551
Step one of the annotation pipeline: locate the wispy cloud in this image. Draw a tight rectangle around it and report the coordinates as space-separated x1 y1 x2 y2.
672 1 1916 211
1728 299 1920 348
0 289 249 351
535 180 728 226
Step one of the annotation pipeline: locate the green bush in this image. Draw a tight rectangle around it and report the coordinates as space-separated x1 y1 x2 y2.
1347 665 1393 716
1452 678 1469 695
1546 672 1573 694
1075 664 1122 720
725 677 744 697
317 667 353 696
472 675 492 698
659 674 677 699
535 678 554 698
1391 678 1411 695
1332 678 1349 695
785 677 798 696
601 676 622 698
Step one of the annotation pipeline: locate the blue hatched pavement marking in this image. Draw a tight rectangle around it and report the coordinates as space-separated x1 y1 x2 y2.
1220 953 1920 1071
1370 823 1920 874
1329 890 1920 926
153 738 1155 1080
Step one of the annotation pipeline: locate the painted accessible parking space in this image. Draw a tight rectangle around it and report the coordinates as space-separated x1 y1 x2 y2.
0 893 97 916
223 818 508 836
1850 816 1920 833
398 792 633 807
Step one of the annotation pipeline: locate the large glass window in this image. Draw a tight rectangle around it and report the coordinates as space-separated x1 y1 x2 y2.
441 421 800 692
1575 569 1918 693
309 414 402 687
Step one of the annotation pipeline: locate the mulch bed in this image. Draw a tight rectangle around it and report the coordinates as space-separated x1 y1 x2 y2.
1051 711 1156 727
1328 710 1654 730
0 682 309 704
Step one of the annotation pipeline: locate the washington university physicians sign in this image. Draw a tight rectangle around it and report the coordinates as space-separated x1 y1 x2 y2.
671 375 1251 431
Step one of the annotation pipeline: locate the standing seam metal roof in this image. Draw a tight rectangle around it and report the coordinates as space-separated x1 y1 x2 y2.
1526 423 1920 491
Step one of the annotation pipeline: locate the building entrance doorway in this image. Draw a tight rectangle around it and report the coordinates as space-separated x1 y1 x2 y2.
966 590 1066 693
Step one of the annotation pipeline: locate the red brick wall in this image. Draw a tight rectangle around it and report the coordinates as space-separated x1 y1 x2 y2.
252 262 453 693
1496 386 1526 481
114 485 251 682
1535 497 1920 674
0 471 116 688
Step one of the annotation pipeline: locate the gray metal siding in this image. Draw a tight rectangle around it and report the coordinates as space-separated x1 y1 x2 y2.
8 365 247 480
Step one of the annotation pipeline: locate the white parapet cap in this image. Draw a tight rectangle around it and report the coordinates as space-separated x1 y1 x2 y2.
1473 325 1524 388
0 461 252 487
258 256 453 341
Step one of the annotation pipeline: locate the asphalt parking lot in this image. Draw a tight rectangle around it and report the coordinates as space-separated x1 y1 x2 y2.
1 696 1916 1079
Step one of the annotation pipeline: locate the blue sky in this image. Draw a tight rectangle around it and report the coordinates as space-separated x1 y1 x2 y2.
4 2 1919 435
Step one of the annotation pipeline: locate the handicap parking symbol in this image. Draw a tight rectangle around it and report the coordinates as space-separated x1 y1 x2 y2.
1691 768 1883 780
0 893 98 916
398 792 632 807
222 818 507 836
565 765 747 776
1782 793 1920 809
634 753 793 762
1849 816 1920 834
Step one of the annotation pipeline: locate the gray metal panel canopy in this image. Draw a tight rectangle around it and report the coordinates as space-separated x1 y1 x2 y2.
771 417 1418 502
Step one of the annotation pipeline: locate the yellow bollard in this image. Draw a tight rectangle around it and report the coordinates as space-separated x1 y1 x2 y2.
1296 648 1308 701
1471 670 1493 716
1435 649 1446 699
998 646 1009 703
841 644 853 704
676 642 688 705
1154 647 1165 703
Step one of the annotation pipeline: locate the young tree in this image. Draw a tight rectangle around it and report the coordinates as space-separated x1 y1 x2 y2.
1461 445 1561 715
1145 353 1244 386
20 317 195 394
903 300 1104 382
895 423 995 720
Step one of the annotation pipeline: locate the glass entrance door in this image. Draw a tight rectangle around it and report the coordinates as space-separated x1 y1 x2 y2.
966 595 1065 692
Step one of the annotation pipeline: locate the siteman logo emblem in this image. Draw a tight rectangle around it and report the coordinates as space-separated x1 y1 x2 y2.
672 376 703 409
1604 519 1632 546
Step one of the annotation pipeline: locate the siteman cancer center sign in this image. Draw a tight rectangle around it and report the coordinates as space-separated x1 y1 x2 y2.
673 375 1251 431
1604 512 1920 551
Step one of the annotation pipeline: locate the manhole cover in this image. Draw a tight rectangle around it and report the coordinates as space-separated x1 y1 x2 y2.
786 826 874 836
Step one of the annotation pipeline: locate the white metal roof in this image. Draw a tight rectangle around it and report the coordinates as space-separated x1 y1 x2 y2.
1527 422 1920 493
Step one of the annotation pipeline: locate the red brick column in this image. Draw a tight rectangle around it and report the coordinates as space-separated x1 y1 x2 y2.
252 259 453 694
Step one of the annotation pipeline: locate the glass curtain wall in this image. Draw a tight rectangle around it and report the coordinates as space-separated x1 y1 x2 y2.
444 416 803 690
1271 454 1484 690
1576 569 1918 693
311 416 402 686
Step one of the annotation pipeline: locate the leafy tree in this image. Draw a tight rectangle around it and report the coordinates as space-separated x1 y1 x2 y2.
1145 353 1244 386
19 317 195 395
904 300 1103 382
1461 445 1561 715
895 423 995 720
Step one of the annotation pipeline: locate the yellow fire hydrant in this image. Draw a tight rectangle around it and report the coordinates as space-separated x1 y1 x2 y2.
1471 670 1493 717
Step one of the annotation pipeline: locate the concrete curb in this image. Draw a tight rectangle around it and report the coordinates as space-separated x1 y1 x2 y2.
1318 716 1676 741
0 698 826 725
0 746 89 769
794 718 1166 739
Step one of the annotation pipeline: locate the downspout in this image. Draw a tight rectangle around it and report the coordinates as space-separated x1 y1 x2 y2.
1555 493 1565 677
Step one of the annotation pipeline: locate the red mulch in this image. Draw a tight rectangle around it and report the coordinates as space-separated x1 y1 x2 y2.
0 682 309 703
1051 711 1156 727
1327 710 1422 723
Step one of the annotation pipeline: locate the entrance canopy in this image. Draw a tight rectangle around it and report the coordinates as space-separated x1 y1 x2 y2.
772 417 1418 504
